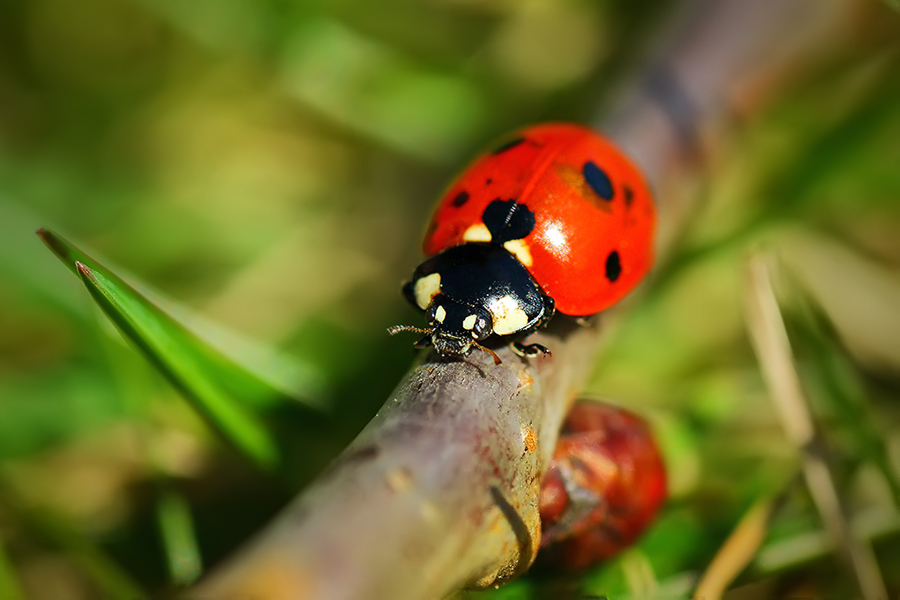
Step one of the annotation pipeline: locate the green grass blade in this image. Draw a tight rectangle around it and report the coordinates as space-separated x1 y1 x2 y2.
36 228 280 471
797 299 900 506
33 225 327 412
74 260 279 470
157 489 203 586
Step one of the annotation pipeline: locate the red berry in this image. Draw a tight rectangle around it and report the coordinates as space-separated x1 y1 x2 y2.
537 401 667 570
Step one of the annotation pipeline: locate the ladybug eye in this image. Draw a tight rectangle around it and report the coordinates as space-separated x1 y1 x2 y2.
472 315 491 338
461 312 492 339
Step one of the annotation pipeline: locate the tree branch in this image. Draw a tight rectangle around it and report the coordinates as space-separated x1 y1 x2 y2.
191 322 601 600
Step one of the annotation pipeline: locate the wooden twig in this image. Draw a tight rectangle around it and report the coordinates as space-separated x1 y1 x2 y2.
189 324 601 599
188 1 850 598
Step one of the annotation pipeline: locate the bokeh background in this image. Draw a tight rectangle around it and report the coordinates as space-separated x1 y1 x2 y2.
2 0 900 598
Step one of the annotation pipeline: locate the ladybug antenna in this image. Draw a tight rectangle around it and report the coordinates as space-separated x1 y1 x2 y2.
472 341 502 365
387 325 431 336
387 325 434 351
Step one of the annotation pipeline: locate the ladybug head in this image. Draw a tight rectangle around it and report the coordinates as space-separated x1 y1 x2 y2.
425 294 493 355
388 295 500 364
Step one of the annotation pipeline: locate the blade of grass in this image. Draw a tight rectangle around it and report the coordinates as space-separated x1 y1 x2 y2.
157 488 203 586
34 226 326 412
798 301 900 507
694 497 775 599
76 260 279 470
756 507 900 574
744 254 888 600
36 228 280 471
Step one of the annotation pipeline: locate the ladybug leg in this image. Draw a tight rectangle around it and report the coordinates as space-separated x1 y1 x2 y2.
512 341 551 358
414 335 433 349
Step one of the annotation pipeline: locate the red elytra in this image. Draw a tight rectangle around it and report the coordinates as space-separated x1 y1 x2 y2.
423 123 655 317
537 401 667 570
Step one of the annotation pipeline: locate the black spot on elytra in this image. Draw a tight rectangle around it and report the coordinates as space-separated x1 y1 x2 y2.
605 251 622 282
623 185 634 206
482 199 535 244
492 137 525 155
486 178 493 185
583 161 614 201
452 190 470 207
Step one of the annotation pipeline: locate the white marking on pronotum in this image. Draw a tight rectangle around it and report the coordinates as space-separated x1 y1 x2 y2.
488 295 529 335
434 305 447 323
462 314 477 330
414 273 441 310
463 223 492 243
503 239 533 267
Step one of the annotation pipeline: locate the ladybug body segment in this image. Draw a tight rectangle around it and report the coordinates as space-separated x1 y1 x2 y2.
396 123 655 359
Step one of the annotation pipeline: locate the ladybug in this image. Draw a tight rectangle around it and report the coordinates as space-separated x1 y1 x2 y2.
390 123 655 362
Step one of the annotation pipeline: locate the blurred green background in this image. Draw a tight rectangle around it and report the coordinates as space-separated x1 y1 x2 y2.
2 0 900 598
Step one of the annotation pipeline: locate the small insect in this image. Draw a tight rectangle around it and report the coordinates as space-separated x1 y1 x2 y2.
536 400 667 570
390 123 656 362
